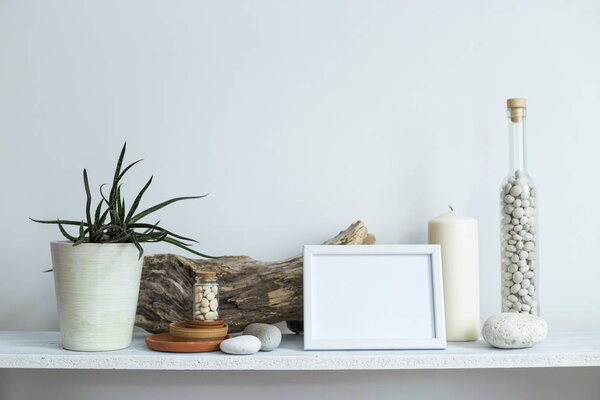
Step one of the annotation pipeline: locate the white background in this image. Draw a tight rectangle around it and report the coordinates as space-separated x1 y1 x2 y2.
1 0 600 398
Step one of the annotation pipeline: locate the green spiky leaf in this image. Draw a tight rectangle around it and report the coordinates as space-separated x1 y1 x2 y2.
124 176 153 226
30 218 89 226
131 233 144 260
163 237 218 259
57 220 77 241
130 195 207 224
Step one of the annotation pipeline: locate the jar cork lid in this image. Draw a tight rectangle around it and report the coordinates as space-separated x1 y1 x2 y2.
507 98 527 108
507 98 527 122
196 271 217 282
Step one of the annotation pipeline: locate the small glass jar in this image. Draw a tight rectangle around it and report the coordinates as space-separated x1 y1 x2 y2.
193 272 219 321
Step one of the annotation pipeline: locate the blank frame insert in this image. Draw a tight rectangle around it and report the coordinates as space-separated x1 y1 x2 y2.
303 245 446 350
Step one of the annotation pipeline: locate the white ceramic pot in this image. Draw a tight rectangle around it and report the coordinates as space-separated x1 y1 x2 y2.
50 241 143 351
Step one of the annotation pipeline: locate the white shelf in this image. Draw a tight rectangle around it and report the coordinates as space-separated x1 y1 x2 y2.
0 331 599 370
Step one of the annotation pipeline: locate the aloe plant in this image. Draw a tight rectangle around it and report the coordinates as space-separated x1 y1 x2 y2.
32 143 215 260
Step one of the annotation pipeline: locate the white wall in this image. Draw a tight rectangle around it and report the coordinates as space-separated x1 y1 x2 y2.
3 0 600 332
1 0 600 397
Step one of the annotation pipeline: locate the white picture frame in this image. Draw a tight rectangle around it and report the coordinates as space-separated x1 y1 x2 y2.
303 244 446 350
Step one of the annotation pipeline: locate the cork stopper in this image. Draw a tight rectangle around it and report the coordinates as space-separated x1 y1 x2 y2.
196 271 217 282
507 98 527 122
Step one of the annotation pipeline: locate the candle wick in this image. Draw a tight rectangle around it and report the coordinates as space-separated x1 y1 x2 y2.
449 205 454 212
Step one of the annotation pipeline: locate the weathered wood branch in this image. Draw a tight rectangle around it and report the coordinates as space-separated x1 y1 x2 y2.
136 221 375 334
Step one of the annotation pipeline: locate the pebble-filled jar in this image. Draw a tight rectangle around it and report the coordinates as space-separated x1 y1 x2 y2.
500 98 539 316
193 272 219 321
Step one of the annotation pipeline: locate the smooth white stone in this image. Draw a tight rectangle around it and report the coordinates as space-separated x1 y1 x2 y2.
481 313 547 349
512 271 523 283
505 195 515 204
220 335 262 355
510 185 523 197
512 208 525 219
205 311 218 320
514 199 522 208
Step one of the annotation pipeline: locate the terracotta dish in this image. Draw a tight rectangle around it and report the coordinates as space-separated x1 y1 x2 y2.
145 333 231 353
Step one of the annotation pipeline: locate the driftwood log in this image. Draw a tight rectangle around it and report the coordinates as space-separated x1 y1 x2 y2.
136 221 375 334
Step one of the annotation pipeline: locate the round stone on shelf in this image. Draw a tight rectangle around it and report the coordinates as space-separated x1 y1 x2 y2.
243 323 282 351
481 312 547 349
220 335 262 355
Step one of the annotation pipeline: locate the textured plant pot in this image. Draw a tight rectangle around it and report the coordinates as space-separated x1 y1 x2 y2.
50 241 143 351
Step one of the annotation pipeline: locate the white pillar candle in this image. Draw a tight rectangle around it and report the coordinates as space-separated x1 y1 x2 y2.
428 210 480 341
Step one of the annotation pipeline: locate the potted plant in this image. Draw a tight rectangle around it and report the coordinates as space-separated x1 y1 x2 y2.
32 143 214 351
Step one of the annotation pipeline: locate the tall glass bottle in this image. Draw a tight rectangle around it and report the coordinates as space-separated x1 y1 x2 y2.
500 98 539 315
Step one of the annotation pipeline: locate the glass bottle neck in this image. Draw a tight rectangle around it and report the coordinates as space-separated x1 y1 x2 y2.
507 109 527 174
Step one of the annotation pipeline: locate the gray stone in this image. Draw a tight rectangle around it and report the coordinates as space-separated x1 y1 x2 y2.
243 323 282 351
482 313 547 349
219 335 261 355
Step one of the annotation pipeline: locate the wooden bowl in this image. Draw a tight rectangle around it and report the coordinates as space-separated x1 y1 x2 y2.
170 321 228 340
184 318 224 328
146 333 231 353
